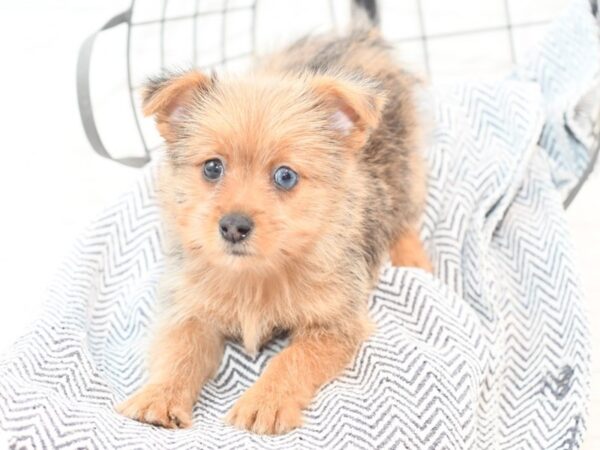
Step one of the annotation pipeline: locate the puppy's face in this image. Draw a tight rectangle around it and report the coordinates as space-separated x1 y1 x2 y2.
145 71 384 272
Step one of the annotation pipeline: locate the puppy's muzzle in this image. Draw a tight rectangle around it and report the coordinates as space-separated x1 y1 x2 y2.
219 213 254 244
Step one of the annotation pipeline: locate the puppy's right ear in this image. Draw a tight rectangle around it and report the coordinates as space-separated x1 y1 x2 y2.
142 70 212 142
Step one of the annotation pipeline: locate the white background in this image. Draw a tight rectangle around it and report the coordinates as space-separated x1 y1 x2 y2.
0 0 598 448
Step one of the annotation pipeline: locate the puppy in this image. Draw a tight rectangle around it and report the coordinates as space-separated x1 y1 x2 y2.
117 27 431 435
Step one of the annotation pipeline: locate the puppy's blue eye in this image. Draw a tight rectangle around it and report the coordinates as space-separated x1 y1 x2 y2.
273 166 298 190
203 159 224 181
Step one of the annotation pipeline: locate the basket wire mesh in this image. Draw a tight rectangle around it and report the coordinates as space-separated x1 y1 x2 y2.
77 0 599 206
78 0 363 167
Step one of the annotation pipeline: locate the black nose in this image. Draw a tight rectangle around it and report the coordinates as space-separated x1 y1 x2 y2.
219 213 254 244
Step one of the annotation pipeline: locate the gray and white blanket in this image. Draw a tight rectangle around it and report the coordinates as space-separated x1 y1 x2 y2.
0 0 598 448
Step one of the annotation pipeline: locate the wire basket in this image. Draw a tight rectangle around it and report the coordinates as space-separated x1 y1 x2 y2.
77 0 374 167
77 0 599 193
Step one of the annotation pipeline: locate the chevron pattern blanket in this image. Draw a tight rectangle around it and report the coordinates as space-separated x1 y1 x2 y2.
0 1 598 448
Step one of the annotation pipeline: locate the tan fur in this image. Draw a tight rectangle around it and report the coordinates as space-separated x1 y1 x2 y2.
390 229 432 273
227 328 369 434
116 27 432 434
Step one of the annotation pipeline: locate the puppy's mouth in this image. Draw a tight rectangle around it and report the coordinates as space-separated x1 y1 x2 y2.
226 245 253 257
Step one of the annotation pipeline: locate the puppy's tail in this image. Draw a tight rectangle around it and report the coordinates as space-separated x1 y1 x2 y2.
346 2 386 51
350 1 381 34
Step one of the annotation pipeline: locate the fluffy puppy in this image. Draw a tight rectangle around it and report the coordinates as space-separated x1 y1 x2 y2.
117 27 431 435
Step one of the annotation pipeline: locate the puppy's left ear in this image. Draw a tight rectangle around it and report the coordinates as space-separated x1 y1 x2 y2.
311 74 387 150
142 70 213 142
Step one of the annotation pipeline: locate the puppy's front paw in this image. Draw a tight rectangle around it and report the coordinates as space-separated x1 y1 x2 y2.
226 384 303 435
116 384 193 429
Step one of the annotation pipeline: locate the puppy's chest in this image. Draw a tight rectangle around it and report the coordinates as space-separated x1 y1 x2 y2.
207 291 289 355
235 308 280 355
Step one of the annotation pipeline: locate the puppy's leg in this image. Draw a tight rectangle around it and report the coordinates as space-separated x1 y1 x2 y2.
117 315 223 428
390 228 432 272
227 327 365 434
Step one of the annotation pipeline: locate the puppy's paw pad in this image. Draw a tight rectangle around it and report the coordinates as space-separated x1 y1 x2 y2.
226 388 303 435
116 385 192 429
